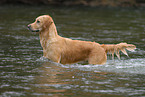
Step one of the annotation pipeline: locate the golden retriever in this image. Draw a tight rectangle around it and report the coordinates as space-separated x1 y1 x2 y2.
28 15 136 65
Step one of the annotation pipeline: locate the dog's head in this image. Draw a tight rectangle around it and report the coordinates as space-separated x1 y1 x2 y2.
28 15 53 33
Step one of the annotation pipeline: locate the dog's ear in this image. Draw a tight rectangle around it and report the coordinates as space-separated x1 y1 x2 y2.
43 17 54 29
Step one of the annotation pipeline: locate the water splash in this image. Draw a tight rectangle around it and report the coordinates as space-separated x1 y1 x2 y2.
58 58 145 74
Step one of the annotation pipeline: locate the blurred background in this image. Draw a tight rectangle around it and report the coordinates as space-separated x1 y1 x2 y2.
0 0 145 97
0 0 145 7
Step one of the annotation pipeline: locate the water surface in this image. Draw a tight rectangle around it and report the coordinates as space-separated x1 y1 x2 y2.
0 5 145 97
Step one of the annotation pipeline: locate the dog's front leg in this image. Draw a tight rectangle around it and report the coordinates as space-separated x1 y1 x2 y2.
51 55 61 64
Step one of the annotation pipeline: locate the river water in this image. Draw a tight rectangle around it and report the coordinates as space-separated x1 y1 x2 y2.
0 5 145 97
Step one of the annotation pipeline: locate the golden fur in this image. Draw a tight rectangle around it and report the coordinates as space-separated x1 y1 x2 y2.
28 15 136 65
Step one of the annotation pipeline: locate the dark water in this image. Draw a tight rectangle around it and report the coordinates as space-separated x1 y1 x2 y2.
0 5 145 97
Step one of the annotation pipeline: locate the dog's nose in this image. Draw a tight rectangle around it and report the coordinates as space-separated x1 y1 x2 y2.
28 25 31 28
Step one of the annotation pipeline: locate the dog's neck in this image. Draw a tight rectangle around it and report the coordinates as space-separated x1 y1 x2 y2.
39 23 59 48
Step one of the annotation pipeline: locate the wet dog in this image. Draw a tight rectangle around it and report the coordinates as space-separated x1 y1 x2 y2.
28 15 136 64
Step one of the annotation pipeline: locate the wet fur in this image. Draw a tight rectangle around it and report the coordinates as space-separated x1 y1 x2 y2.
28 15 136 65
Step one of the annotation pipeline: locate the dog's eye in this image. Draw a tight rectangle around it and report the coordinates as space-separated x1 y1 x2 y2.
37 20 40 23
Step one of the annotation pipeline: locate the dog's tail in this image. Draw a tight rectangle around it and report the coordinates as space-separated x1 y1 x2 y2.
101 43 136 60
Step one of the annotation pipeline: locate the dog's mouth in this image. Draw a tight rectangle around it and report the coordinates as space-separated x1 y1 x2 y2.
30 29 40 32
28 27 40 32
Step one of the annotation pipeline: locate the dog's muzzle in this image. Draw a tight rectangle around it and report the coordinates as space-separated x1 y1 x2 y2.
28 25 40 32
